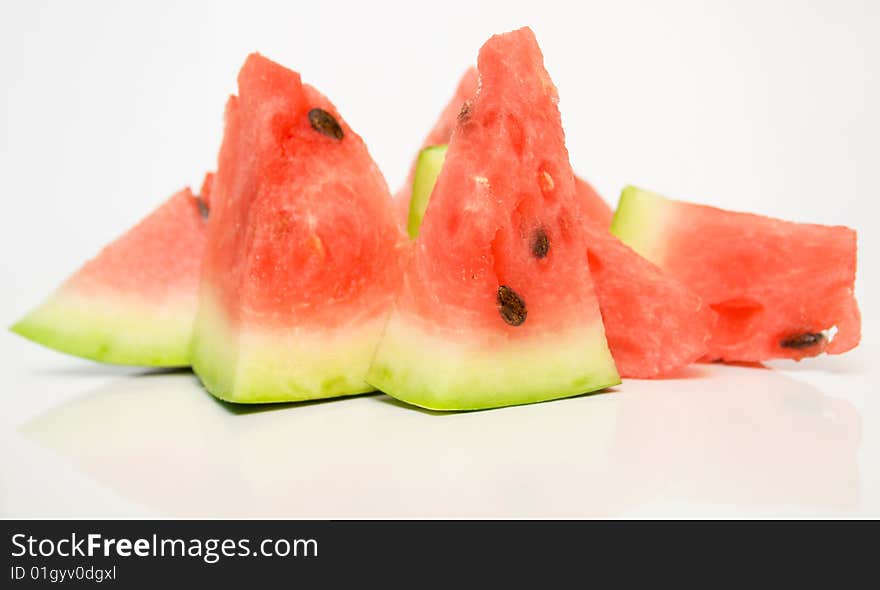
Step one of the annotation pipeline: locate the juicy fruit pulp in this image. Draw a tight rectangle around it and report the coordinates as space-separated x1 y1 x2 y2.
191 53 405 403
367 28 621 410
585 226 713 377
407 145 713 379
394 67 614 230
612 186 860 361
12 177 213 366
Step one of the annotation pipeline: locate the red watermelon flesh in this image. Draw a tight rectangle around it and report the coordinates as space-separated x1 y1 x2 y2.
406 147 714 378
585 227 714 377
198 172 214 208
575 176 613 229
394 67 613 229
367 28 620 410
191 53 406 403
12 175 213 366
612 186 861 361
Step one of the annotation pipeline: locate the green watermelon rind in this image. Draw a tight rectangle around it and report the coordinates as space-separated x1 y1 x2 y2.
610 185 671 261
190 292 380 404
366 315 621 411
11 294 192 367
407 145 448 239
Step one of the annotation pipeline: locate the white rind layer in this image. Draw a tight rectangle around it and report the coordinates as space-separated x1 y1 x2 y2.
366 312 621 411
191 290 386 403
611 185 673 264
11 289 196 366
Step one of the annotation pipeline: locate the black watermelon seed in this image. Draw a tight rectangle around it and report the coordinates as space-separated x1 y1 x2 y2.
498 285 527 326
308 108 344 140
780 332 825 349
458 100 472 123
196 197 209 220
531 227 550 259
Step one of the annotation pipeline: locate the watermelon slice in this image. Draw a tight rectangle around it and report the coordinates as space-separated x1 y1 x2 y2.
394 67 614 229
612 186 861 361
367 28 621 410
585 225 714 377
191 53 405 403
12 174 214 366
406 168 713 378
398 62 711 378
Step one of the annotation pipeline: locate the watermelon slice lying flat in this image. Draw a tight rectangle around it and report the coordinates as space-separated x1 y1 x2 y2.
367 28 621 410
12 175 214 366
191 54 405 403
612 186 861 361
394 67 614 229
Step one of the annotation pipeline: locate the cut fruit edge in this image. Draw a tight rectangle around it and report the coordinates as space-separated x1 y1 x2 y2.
191 290 386 403
11 291 196 367
407 145 448 239
610 185 672 262
367 312 621 411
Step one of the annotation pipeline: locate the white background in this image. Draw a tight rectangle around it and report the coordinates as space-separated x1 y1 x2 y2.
1 0 878 517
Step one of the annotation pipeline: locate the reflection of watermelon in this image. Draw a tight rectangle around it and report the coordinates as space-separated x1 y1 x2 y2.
12 174 213 366
191 54 405 403
394 67 613 229
603 364 861 513
367 28 620 410
612 186 861 361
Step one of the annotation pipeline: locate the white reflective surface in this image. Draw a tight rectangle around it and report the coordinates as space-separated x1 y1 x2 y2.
2 336 876 518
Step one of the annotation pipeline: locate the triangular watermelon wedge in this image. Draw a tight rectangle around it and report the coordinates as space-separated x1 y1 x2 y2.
12 174 214 366
585 225 714 377
394 67 614 229
191 54 405 403
367 28 621 410
405 145 715 379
